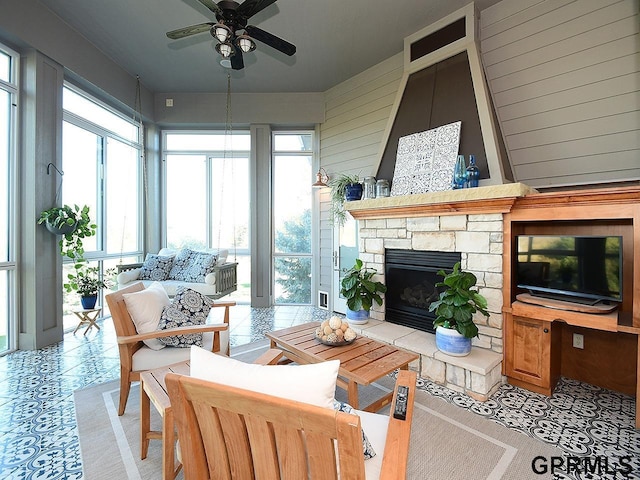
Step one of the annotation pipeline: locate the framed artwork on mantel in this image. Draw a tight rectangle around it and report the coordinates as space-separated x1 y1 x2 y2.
390 121 462 196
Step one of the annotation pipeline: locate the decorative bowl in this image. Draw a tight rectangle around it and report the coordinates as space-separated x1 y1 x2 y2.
315 316 358 346
315 333 356 346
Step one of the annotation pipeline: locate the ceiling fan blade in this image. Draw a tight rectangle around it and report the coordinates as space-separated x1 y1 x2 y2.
231 47 244 70
196 0 222 15
166 23 213 40
245 25 296 56
237 0 277 19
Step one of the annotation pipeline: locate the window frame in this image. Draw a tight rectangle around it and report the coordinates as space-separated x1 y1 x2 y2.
161 129 251 253
0 42 19 355
271 130 314 305
62 83 144 261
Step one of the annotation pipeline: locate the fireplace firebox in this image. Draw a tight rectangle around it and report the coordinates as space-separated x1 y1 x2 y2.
384 249 461 333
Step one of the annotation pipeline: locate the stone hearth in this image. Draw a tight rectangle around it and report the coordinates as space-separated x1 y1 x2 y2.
345 183 536 400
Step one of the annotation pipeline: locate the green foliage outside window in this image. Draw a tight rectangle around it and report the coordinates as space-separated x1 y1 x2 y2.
275 209 311 304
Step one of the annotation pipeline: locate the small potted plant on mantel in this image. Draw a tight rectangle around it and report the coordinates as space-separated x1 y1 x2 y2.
340 258 387 325
429 262 490 356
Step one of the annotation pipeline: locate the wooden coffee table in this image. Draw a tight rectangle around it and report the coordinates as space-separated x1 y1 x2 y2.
266 322 419 413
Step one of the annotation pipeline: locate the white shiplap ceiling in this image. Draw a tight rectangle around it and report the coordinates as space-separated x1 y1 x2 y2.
36 0 502 94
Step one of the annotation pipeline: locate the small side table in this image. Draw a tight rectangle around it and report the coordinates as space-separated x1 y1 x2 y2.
140 361 190 480
72 308 101 335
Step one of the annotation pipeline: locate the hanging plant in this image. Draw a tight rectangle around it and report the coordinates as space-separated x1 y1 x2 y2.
328 173 360 226
37 204 97 260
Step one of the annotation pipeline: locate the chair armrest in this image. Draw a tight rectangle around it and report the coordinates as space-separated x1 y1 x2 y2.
253 349 284 365
117 262 143 273
212 301 236 308
117 324 228 345
210 300 236 324
379 369 417 480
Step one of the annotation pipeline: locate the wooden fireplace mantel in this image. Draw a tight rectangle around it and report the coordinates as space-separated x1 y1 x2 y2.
345 183 538 219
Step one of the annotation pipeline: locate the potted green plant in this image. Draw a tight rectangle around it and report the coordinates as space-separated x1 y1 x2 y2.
429 262 490 356
38 204 97 260
340 258 387 325
64 265 115 309
328 174 361 225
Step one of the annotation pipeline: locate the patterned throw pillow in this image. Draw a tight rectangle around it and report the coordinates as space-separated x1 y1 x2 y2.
184 251 218 282
157 287 213 347
168 248 195 281
138 254 174 281
332 400 376 459
168 248 218 282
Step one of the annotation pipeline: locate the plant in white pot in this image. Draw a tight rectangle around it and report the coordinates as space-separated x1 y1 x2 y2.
429 262 489 356
340 258 387 325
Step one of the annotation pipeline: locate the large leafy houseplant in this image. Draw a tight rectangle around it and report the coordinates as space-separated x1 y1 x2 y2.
64 265 115 296
38 204 97 260
429 262 489 338
328 173 360 226
340 258 387 312
64 264 116 309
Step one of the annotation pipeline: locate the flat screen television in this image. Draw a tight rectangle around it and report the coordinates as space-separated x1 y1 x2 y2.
515 235 623 305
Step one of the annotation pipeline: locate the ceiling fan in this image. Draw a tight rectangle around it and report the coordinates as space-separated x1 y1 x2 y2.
166 0 296 70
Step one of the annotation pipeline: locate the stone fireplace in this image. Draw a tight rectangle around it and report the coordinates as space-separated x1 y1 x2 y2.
345 183 536 401
385 249 460 333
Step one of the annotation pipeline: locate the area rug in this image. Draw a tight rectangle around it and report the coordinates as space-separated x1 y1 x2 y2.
74 341 563 479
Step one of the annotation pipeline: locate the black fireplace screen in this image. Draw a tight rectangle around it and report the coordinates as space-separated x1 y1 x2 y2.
384 249 461 333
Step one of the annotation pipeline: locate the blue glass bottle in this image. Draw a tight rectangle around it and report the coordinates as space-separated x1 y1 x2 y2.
466 154 479 188
452 155 467 189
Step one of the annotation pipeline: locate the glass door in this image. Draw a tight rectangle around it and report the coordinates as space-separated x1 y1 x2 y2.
332 216 358 313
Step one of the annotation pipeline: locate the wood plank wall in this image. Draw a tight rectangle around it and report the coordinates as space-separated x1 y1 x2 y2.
317 54 404 302
480 0 640 188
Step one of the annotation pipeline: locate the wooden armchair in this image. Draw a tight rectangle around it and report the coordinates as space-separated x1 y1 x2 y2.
105 282 234 416
166 368 417 479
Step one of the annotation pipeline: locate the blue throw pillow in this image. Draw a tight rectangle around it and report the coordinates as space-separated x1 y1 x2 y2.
138 254 174 281
332 400 376 460
156 287 213 347
168 248 194 281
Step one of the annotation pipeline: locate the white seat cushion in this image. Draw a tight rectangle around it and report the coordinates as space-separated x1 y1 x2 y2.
358 409 389 480
121 279 218 297
132 329 228 371
190 346 339 410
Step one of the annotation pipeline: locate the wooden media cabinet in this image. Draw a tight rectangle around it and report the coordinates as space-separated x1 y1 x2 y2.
502 186 640 428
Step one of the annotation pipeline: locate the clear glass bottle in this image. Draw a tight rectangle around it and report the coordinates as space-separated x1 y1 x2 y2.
453 155 467 189
363 176 377 199
376 179 390 197
466 154 480 188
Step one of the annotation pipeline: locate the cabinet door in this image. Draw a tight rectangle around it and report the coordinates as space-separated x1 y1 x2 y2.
506 315 552 389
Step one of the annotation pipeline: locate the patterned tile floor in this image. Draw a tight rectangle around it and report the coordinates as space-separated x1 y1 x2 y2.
0 306 638 479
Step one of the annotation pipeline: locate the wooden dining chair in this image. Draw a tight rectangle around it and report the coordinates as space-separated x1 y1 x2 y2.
166 368 417 480
105 282 233 415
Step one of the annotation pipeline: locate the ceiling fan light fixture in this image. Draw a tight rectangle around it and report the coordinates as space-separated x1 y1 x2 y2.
212 23 231 43
215 41 234 58
236 34 256 53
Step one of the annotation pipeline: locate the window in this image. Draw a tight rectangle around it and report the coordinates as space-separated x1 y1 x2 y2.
62 85 142 328
272 132 313 304
0 44 17 354
164 131 250 303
